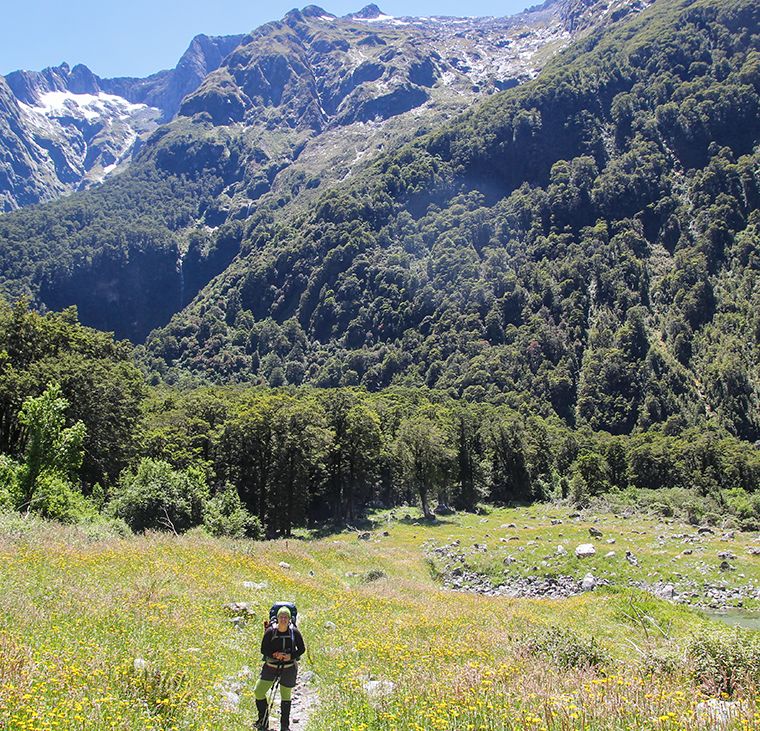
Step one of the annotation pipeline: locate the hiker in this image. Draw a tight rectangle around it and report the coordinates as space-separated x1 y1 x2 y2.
254 605 306 731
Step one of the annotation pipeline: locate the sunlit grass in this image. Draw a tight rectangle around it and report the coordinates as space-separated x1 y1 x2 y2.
0 508 758 730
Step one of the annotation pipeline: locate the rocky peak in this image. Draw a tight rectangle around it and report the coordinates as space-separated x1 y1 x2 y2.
301 5 333 17
5 62 102 104
66 64 101 95
351 4 386 19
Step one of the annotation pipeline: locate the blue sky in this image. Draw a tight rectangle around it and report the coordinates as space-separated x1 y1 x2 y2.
1 0 533 79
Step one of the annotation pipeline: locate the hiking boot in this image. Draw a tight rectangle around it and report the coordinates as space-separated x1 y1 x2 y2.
255 698 269 729
280 699 291 731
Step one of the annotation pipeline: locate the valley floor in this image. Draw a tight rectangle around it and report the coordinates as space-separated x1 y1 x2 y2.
0 506 758 730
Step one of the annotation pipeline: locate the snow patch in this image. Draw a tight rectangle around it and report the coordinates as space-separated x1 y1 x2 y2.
30 91 148 122
354 14 409 25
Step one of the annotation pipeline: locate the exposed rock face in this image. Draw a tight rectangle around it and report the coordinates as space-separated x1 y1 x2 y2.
0 0 651 213
0 35 244 211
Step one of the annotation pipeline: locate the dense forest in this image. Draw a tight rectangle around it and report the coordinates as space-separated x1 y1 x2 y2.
137 0 760 444
1 301 758 538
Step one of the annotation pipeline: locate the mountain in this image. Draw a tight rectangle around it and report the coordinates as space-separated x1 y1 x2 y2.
0 0 647 334
1 0 758 443
0 0 644 214
0 33 244 211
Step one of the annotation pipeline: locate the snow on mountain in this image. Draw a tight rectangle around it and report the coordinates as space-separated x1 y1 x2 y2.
26 90 151 122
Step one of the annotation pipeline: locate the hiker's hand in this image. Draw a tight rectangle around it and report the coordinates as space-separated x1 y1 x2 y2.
281 654 291 661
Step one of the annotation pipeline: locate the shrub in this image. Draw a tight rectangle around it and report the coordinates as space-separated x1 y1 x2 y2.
687 630 760 696
33 472 97 524
202 483 263 539
109 458 208 533
521 625 609 669
641 646 682 676
80 517 133 541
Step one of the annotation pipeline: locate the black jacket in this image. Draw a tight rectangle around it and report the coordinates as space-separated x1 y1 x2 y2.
261 624 305 662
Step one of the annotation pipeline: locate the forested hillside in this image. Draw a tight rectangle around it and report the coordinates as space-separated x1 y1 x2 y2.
143 0 760 443
0 0 758 443
0 0 620 338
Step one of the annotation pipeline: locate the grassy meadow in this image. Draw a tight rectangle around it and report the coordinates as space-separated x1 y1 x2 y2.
0 506 758 731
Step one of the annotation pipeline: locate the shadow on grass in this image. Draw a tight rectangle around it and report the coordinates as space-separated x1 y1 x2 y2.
298 513 461 540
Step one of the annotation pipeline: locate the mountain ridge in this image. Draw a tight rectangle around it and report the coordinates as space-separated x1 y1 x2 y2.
0 33 244 211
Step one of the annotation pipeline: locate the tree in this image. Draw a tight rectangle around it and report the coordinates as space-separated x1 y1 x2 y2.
269 399 332 536
16 383 86 515
451 405 485 511
395 413 454 519
485 413 532 504
321 391 381 522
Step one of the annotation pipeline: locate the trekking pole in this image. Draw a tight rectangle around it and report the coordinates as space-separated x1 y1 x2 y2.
266 662 284 726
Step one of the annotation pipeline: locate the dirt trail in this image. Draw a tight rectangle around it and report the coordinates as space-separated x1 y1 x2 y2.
268 669 319 729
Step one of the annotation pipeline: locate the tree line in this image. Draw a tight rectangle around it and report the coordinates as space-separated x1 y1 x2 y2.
1 300 758 537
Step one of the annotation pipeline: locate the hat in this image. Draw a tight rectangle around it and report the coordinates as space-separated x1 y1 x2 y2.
277 606 292 618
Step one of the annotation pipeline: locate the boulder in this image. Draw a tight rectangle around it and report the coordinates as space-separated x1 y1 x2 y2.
581 573 596 591
363 679 396 699
133 658 149 673
220 689 240 711
228 616 245 630
358 532 371 540
605 551 616 558
575 544 596 558
556 545 568 556
279 561 291 569
696 699 749 727
589 527 603 538
223 601 254 615
625 551 639 566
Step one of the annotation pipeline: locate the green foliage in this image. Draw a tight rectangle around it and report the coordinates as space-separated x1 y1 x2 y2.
135 0 760 446
687 629 760 696
202 483 263 539
109 458 208 534
0 454 17 509
521 625 610 669
14 383 87 519
395 411 455 518
30 472 97 524
0 299 144 486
